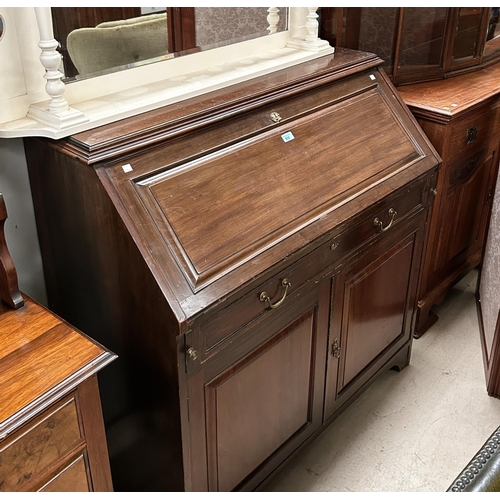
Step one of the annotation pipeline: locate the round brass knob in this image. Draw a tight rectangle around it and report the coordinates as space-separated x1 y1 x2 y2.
430 187 438 196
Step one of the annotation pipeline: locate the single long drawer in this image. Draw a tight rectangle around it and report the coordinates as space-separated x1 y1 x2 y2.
0 396 82 492
196 175 430 360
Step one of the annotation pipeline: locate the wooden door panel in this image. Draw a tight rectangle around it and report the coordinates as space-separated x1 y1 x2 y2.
429 149 494 286
324 220 422 422
341 238 414 388
447 154 493 260
206 310 315 491
185 281 330 492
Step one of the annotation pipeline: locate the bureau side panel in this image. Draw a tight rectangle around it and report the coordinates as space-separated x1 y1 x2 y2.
24 138 185 492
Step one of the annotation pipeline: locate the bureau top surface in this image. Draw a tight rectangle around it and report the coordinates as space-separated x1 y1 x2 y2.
0 296 116 439
65 49 382 162
398 61 500 117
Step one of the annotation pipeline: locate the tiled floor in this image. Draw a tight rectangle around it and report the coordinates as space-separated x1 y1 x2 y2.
264 271 500 492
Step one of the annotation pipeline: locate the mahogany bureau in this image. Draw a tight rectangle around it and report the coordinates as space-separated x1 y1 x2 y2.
398 63 500 337
0 195 116 492
24 48 440 491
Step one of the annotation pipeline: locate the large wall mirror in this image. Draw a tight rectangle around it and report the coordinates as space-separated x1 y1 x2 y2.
0 7 333 139
52 7 288 82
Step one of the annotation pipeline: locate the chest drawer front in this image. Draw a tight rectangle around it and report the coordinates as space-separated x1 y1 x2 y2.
38 454 90 492
196 176 429 360
326 179 426 260
448 103 497 160
0 397 82 492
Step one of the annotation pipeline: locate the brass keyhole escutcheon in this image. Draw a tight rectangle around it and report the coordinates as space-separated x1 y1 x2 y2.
270 111 282 123
187 347 199 361
466 126 478 145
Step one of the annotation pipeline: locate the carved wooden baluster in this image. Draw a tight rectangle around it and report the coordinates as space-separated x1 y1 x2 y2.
0 194 24 309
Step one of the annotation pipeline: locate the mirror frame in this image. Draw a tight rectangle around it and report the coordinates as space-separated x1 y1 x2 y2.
0 7 333 139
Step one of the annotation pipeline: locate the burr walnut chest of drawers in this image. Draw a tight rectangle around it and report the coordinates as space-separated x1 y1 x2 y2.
24 48 440 491
0 296 116 492
398 63 500 337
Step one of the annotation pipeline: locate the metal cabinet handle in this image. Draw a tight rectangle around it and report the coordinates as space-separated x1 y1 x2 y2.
260 278 291 309
373 208 397 233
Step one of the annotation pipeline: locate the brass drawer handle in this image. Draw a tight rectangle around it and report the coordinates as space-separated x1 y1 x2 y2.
260 278 291 309
373 208 397 233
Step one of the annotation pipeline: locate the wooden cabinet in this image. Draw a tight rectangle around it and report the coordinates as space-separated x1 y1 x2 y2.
398 63 500 337
24 48 440 491
0 293 116 492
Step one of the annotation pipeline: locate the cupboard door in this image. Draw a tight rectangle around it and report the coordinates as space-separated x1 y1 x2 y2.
427 148 498 292
186 283 330 491
324 219 423 421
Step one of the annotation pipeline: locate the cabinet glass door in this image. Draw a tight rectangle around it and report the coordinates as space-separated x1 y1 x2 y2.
397 7 449 77
484 7 500 58
450 7 487 69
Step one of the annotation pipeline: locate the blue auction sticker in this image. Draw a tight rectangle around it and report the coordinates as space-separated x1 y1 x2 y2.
281 131 295 143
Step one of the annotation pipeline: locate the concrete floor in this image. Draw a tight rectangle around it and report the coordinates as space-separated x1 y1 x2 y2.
264 271 500 492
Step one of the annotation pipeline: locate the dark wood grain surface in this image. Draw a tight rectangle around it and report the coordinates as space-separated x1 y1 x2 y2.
146 90 417 277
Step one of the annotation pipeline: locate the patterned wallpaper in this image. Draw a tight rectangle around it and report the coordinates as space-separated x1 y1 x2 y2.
479 167 500 360
194 7 286 49
357 8 398 66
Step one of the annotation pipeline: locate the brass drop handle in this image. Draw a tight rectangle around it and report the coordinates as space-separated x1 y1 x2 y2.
260 278 291 309
373 208 397 233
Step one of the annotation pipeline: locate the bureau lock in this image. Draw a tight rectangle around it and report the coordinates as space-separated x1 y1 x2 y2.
269 111 282 123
